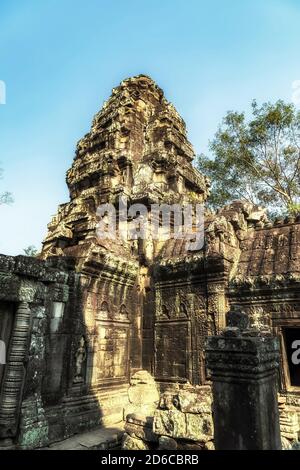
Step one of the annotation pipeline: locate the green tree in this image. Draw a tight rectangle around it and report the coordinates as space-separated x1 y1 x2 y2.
197 100 300 215
0 166 13 205
23 245 38 257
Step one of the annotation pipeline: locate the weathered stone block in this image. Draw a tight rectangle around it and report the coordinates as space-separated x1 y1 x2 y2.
122 433 150 450
158 436 178 450
125 421 158 443
204 441 215 450
159 391 178 410
128 370 159 405
185 413 214 442
124 403 157 420
154 410 186 439
178 441 204 450
177 387 212 414
18 396 49 449
153 409 213 442
125 414 158 442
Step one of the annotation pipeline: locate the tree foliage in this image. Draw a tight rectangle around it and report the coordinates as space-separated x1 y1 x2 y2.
0 166 13 205
23 245 38 257
197 100 300 215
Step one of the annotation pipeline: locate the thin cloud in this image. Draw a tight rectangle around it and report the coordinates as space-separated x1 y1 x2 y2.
292 80 300 106
0 80 6 105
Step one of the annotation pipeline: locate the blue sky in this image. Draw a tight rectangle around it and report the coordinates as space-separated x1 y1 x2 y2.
0 0 300 255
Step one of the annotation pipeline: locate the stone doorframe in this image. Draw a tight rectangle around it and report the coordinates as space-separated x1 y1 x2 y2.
0 278 36 438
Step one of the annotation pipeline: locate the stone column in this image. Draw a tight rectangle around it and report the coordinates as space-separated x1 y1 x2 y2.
0 301 31 438
205 312 281 450
207 283 226 334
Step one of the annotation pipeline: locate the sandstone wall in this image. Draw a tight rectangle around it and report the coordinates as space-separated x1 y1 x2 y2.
122 371 214 451
1 76 300 449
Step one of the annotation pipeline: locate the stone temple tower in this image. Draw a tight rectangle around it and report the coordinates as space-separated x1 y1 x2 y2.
1 75 299 448
38 75 212 433
42 74 210 260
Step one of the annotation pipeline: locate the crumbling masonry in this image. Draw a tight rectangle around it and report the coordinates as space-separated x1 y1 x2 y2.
0 75 299 449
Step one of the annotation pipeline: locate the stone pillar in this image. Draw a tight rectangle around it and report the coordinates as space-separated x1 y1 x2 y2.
207 283 226 334
205 312 281 450
0 301 31 438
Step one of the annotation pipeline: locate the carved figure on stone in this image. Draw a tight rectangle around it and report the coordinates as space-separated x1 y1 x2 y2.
144 234 154 262
206 216 235 254
179 303 188 317
161 304 170 319
131 238 139 256
74 336 87 383
99 300 110 319
207 313 216 336
120 304 129 319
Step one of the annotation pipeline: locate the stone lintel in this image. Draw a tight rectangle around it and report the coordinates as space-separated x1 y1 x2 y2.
206 333 280 380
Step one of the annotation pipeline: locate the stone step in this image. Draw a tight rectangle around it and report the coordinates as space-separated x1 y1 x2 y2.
41 422 124 450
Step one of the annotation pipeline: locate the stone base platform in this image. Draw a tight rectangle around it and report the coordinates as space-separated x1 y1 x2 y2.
41 423 124 450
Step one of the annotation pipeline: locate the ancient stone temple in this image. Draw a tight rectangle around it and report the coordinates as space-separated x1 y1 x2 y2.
0 75 299 449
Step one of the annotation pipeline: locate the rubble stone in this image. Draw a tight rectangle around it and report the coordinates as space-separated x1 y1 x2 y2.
153 409 213 443
128 370 159 406
122 433 150 450
158 436 178 450
125 414 158 442
177 386 212 414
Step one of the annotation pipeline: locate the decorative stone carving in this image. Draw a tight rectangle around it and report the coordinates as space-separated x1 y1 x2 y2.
179 302 188 317
0 301 32 437
161 304 170 319
41 75 209 261
74 337 87 383
99 301 110 320
119 304 128 319
1 75 300 449
206 315 281 450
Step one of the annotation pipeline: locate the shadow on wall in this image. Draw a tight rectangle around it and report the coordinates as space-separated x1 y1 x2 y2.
42 424 124 450
0 254 136 449
38 263 103 445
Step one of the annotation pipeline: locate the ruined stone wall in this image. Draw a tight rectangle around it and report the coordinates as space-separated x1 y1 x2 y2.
0 255 70 448
0 253 142 448
36 74 212 444
227 212 300 441
151 199 300 443
1 75 300 448
122 371 214 451
3 75 206 448
152 260 208 386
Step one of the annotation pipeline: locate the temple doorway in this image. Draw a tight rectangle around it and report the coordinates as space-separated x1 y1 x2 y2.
0 302 14 394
